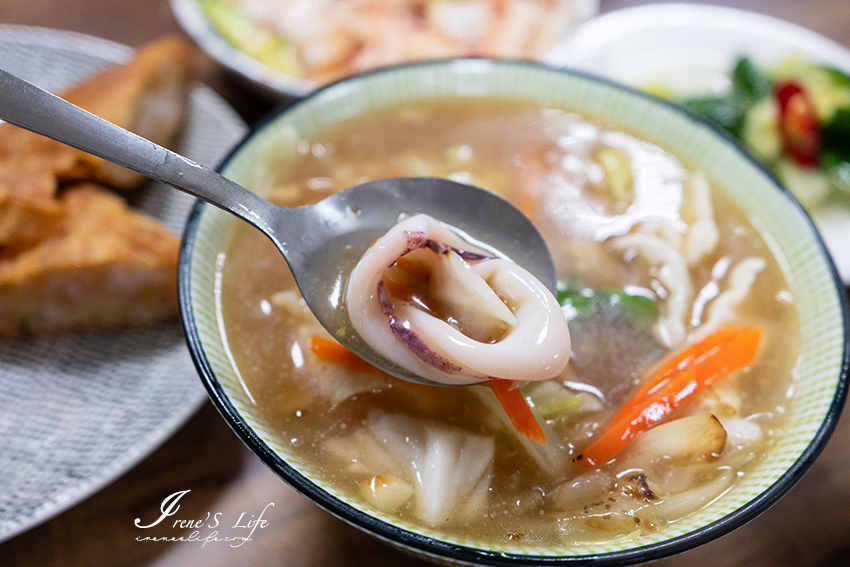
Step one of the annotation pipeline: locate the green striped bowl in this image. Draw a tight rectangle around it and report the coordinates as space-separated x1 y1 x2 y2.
178 59 850 565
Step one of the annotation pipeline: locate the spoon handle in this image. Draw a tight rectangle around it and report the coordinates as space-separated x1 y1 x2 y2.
0 68 277 233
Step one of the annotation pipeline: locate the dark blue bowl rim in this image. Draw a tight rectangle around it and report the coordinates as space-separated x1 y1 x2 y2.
178 57 850 566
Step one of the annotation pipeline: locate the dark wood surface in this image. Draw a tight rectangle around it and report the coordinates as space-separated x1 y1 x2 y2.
3 1 850 565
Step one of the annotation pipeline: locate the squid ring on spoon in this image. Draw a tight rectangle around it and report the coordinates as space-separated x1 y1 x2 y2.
346 214 571 386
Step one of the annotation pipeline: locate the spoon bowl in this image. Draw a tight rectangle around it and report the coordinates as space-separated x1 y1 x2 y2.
0 68 555 385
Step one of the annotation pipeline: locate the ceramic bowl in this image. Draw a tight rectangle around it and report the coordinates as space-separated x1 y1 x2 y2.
178 59 850 565
546 2 850 283
170 0 598 97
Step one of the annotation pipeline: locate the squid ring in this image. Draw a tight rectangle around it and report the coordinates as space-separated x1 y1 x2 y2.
346 214 570 386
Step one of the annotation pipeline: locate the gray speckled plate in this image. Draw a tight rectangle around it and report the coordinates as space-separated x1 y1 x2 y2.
0 25 247 543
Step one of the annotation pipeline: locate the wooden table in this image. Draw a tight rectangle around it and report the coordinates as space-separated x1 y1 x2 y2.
3 1 850 565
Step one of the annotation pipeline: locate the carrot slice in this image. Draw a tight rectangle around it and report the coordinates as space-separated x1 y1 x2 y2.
310 337 546 443
487 379 546 444
576 326 762 468
309 335 379 373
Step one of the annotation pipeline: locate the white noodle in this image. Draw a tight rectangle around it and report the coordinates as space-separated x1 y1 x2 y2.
697 256 767 337
683 171 720 266
654 470 736 521
612 232 693 347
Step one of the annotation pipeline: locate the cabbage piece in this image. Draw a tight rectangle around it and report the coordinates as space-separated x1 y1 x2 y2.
428 247 518 342
324 412 495 527
524 380 603 421
595 146 634 202
616 414 727 471
470 385 568 475
359 474 414 513
271 290 392 406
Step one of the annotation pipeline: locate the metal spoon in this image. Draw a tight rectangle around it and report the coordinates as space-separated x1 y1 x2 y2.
0 68 556 385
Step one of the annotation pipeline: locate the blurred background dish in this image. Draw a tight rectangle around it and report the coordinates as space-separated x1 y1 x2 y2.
0 25 246 543
170 0 600 97
547 3 850 283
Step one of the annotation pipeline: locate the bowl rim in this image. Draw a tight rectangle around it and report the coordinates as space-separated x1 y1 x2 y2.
171 0 601 99
169 0 314 97
546 1 850 285
178 57 850 565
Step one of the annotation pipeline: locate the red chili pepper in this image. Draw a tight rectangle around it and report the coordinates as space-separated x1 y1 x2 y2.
774 80 821 166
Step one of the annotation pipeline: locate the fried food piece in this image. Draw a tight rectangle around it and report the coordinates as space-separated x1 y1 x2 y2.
0 184 180 336
0 36 195 247
59 36 196 188
0 152 68 246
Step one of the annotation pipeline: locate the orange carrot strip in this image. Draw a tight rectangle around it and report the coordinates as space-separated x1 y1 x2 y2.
487 379 546 444
626 326 762 408
309 335 378 373
311 336 452 397
576 326 762 468
311 339 547 444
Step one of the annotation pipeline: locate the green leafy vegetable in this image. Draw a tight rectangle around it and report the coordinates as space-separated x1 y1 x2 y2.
732 56 772 100
822 149 850 196
815 65 850 89
675 55 850 209
821 107 850 151
682 95 748 137
556 276 594 318
678 57 772 137
556 276 658 330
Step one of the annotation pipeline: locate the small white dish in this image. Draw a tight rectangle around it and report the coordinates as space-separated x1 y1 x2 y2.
547 3 850 283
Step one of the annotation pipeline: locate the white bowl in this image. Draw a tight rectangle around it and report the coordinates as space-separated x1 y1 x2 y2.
170 0 599 98
547 2 850 283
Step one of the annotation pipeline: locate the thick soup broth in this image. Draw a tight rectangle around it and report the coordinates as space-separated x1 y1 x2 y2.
217 99 798 545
